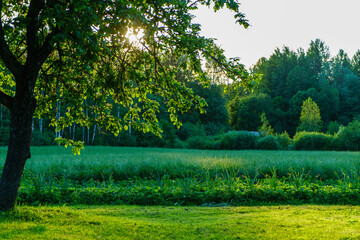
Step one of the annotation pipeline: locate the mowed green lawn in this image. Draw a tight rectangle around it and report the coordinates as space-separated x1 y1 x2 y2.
1 205 360 239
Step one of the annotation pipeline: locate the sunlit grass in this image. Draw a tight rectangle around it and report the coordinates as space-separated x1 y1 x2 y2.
0 146 359 180
2 147 360 239
1 205 360 239
2 147 360 206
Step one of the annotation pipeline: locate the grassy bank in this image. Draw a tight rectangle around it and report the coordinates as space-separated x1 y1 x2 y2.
1 205 360 239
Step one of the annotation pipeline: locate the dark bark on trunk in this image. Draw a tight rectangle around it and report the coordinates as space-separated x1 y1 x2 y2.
0 0 55 212
0 98 34 211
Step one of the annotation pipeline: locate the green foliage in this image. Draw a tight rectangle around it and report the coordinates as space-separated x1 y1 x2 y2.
259 112 274 136
117 131 137 147
298 97 322 132
176 122 206 141
228 93 273 131
185 136 215 150
204 121 228 136
255 135 280 150
160 120 178 148
0 0 253 153
253 46 299 98
293 132 334 151
334 120 360 151
327 121 340 135
15 176 360 206
285 65 312 98
213 131 258 150
275 131 292 150
31 131 55 146
287 88 320 135
185 82 229 126
249 39 360 135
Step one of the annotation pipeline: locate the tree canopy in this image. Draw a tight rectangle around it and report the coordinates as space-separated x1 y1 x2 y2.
298 97 322 132
0 0 252 211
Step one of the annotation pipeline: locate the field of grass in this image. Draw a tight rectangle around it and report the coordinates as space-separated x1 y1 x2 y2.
1 146 360 180
1 205 360 239
2 147 360 239
1 146 360 206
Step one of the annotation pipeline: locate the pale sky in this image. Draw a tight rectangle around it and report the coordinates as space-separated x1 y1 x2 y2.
193 0 360 68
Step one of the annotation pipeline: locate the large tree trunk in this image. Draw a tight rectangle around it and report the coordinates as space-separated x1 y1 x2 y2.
0 98 34 211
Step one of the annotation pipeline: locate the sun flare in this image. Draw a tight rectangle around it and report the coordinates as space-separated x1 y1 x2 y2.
126 29 144 43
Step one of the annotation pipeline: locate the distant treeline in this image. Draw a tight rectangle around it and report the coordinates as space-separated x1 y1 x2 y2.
1 38 359 150
233 39 360 136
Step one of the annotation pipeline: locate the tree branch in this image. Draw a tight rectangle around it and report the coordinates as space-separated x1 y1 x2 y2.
26 0 45 59
0 0 24 79
38 29 60 65
188 0 202 9
0 90 13 110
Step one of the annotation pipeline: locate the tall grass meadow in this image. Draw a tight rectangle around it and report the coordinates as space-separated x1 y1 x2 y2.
2 146 360 206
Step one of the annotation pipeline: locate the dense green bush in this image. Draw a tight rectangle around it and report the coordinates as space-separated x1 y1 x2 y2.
204 122 228 136
213 131 258 150
275 131 292 150
334 120 360 151
186 136 215 149
31 131 55 146
173 138 186 149
4 117 360 152
255 135 280 150
160 120 177 148
293 131 334 150
176 122 206 141
327 121 340 135
117 131 137 147
92 133 108 146
135 131 165 147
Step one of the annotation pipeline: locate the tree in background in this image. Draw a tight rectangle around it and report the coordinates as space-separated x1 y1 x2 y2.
298 97 322 132
306 39 330 76
228 93 272 131
327 121 340 135
0 0 252 211
330 50 360 124
252 47 298 98
259 112 274 136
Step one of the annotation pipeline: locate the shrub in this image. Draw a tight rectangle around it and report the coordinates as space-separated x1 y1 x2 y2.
135 131 165 147
117 131 137 147
31 131 55 146
334 120 360 151
275 131 292 150
176 122 206 141
173 138 186 149
186 136 215 149
256 135 280 150
293 131 334 150
160 120 177 148
213 131 258 150
204 122 228 136
327 121 340 135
